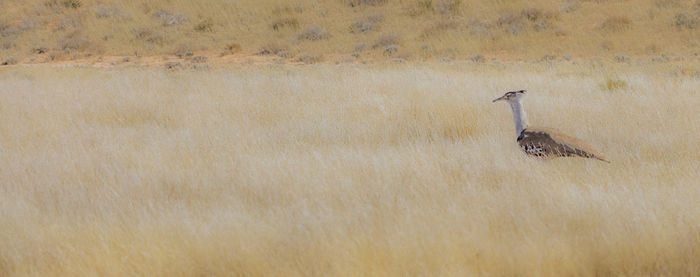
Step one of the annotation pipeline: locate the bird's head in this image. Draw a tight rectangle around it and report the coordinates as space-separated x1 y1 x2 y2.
492 90 526 103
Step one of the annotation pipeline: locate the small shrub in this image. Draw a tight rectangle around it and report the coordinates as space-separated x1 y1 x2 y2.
344 0 387 7
57 16 80 30
164 61 182 70
62 0 81 9
276 50 293 58
418 0 433 11
134 28 164 45
599 16 631 31
195 20 213 32
296 53 323 64
560 2 580 13
614 55 630 63
373 34 399 48
470 54 485 63
436 0 461 15
188 56 207 63
468 19 491 35
540 54 556 62
258 42 287 55
298 25 328 40
350 13 383 33
674 12 698 29
384 45 398 55
652 54 669 62
58 31 88 52
223 43 241 55
32 46 49 54
272 18 299 31
601 78 628 91
153 10 189 25
1 56 18 65
174 46 193 58
522 8 544 22
421 20 459 37
497 12 524 34
94 4 122 18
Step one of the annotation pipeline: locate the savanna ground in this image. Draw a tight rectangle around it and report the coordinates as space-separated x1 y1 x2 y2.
1 62 700 276
2 0 700 276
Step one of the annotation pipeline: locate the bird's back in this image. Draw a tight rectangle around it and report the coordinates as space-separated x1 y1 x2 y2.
517 127 608 162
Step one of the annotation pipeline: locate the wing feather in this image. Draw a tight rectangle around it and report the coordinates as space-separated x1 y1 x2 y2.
517 127 608 162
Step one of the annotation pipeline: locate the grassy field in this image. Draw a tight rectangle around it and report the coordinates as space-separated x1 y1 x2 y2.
1 63 699 276
1 0 700 64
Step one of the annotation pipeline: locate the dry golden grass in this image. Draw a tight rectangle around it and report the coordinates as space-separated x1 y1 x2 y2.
1 63 700 276
1 0 700 63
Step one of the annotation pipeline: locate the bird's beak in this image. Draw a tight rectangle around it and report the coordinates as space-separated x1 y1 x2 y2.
492 96 505 103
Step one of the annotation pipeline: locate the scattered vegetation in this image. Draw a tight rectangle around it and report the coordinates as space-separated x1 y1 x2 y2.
599 16 632 32
1 0 699 62
674 12 698 29
470 54 485 63
194 19 214 32
344 0 387 7
296 53 323 63
94 4 122 18
298 25 328 40
350 13 383 33
373 33 399 48
221 43 242 55
1 56 19 65
601 77 628 91
271 18 300 31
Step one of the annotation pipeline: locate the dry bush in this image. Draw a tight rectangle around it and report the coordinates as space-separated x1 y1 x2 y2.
497 12 525 34
614 54 630 63
298 25 328 40
188 55 207 63
674 12 698 29
383 44 398 55
421 20 459 37
1 56 19 65
467 19 492 35
344 0 387 7
56 16 81 30
470 54 485 63
62 0 81 9
153 10 189 26
134 28 164 45
296 53 323 63
599 16 632 31
194 19 214 32
94 4 122 18
174 46 193 58
560 2 580 13
258 42 288 55
221 43 242 55
436 0 462 15
59 31 90 52
350 13 383 33
373 33 399 48
271 18 300 31
32 46 49 54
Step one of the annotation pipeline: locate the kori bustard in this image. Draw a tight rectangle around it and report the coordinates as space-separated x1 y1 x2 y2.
493 90 608 162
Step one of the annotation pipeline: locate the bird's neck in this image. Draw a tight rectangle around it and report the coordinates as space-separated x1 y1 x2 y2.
508 100 528 136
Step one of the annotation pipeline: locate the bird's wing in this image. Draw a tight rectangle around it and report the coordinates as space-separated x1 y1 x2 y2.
518 127 609 162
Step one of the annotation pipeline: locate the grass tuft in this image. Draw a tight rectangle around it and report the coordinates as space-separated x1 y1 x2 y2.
601 77 628 91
